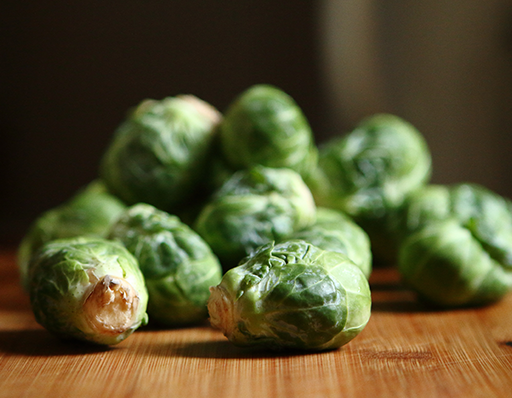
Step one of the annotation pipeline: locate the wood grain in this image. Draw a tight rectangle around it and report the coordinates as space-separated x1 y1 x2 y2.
1 248 512 398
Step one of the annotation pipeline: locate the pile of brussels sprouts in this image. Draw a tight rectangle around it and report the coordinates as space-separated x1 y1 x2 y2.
18 84 512 350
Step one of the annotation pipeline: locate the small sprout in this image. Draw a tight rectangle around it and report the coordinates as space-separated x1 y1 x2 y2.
208 240 371 351
398 183 512 307
194 165 317 270
218 84 318 181
108 203 223 326
310 114 432 263
100 95 221 212
28 237 149 345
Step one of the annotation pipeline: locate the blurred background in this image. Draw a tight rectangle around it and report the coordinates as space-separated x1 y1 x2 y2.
2 0 512 246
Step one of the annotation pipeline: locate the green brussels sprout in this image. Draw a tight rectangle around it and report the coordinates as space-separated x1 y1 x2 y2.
399 183 512 265
398 183 512 307
99 95 221 212
399 219 512 307
108 203 223 326
286 207 372 278
311 113 432 263
208 240 371 351
218 84 318 180
194 166 317 270
17 180 126 290
28 237 149 345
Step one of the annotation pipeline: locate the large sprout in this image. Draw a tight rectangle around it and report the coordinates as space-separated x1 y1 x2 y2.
311 113 432 263
28 237 149 345
17 180 126 290
100 95 221 212
108 203 223 326
194 165 316 270
398 183 512 307
286 207 372 278
218 84 318 181
208 240 371 351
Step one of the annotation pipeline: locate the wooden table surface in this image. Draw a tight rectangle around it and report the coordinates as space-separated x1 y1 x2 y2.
1 248 512 398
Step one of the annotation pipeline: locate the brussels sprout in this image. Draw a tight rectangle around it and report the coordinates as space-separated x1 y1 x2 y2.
208 240 371 351
17 180 126 290
218 84 318 180
194 166 317 270
399 220 512 307
108 203 223 326
99 95 221 212
286 207 372 278
400 183 512 263
311 113 432 263
398 183 512 307
28 237 149 345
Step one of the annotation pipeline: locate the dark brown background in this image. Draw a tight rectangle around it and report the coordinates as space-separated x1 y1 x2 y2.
1 2 328 244
2 1 512 246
